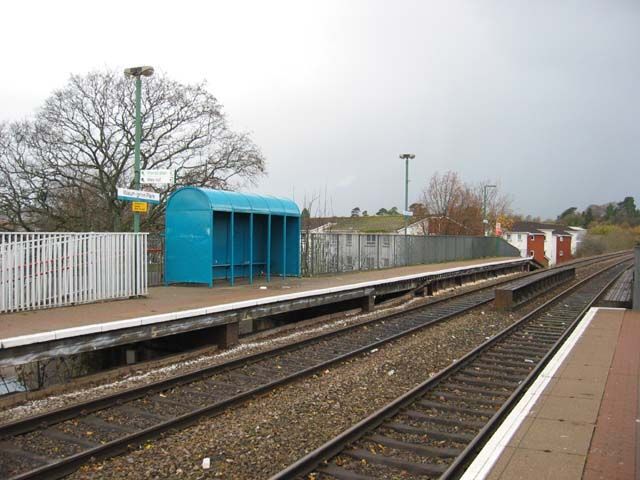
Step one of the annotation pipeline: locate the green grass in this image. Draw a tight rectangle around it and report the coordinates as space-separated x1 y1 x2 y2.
328 216 406 233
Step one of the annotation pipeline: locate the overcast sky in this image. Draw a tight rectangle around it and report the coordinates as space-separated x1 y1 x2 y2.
1 1 638 218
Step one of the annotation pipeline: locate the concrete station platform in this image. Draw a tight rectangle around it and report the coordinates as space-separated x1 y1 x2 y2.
465 307 640 480
0 257 528 367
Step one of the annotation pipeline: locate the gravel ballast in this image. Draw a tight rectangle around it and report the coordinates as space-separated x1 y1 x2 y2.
0 270 526 424
68 261 609 480
4 258 624 479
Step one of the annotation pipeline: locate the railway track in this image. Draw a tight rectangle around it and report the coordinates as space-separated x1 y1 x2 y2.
270 259 630 480
0 253 628 480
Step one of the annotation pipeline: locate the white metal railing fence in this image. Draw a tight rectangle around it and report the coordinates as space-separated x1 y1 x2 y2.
0 232 148 313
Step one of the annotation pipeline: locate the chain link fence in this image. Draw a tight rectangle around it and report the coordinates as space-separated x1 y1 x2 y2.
301 232 520 276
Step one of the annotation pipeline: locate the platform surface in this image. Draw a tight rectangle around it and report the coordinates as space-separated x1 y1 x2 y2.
483 307 639 480
0 257 519 347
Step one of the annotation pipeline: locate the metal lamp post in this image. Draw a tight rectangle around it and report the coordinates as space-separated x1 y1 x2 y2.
482 184 496 237
124 65 154 233
399 153 415 265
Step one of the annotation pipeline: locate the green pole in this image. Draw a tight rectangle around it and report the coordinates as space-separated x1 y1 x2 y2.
404 157 409 235
482 186 487 237
404 156 409 265
133 75 142 233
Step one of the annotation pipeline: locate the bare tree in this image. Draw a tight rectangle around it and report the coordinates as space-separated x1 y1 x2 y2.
0 122 55 230
421 171 511 235
475 181 513 233
422 171 464 218
0 70 266 232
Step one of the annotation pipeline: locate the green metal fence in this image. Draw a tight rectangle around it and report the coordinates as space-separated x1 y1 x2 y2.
300 232 520 276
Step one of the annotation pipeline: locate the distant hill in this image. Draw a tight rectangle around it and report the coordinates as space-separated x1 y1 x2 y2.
303 215 412 233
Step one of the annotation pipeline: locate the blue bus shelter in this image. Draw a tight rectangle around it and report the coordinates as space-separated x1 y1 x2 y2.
165 187 301 286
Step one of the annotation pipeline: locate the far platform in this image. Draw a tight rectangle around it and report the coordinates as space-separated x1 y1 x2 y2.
0 257 528 366
469 307 640 480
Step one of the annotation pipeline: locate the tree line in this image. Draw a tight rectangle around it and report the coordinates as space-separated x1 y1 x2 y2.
0 70 266 232
347 171 511 235
557 196 640 228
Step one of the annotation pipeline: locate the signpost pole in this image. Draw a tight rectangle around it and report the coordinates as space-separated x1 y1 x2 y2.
133 75 142 233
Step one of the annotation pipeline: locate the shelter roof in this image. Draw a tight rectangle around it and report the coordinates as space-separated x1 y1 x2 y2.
167 187 300 216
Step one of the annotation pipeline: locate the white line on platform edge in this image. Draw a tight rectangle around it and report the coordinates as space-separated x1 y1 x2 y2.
0 257 529 349
459 306 611 480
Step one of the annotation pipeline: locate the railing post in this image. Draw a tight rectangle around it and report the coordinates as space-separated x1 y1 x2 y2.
336 233 340 273
633 246 640 310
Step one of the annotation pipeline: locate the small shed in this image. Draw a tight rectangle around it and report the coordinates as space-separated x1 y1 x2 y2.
165 187 300 286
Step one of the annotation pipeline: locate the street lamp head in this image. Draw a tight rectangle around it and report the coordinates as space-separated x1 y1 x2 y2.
399 153 415 160
124 66 155 78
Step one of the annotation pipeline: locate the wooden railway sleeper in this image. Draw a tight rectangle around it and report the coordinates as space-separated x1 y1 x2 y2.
448 375 519 391
430 390 504 407
478 357 536 371
40 428 99 449
459 368 523 383
514 333 560 343
500 338 554 350
147 394 198 409
113 405 170 422
316 464 377 480
441 382 511 398
481 351 541 363
403 410 485 430
385 421 475 443
497 342 552 354
0 443 51 467
491 346 546 357
417 399 496 418
344 448 447 476
515 323 566 334
368 433 463 458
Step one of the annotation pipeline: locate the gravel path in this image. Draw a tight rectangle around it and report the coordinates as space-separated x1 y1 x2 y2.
68 261 616 480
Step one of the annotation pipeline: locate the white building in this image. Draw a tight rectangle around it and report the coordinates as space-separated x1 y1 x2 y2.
565 226 586 255
502 222 573 267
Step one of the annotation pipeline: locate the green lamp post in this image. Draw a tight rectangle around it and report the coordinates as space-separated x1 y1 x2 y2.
124 65 154 233
399 153 415 265
483 184 496 237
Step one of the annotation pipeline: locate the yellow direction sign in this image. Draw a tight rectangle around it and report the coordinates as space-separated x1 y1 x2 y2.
131 201 148 213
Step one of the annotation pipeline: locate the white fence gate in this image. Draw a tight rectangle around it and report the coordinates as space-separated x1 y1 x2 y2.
0 232 148 313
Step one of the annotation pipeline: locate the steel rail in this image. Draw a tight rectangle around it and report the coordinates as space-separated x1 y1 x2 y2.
1 253 629 480
439 262 632 479
269 258 629 480
0 262 531 438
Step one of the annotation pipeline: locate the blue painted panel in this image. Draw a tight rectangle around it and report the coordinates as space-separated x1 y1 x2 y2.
233 212 251 278
252 215 268 267
286 216 301 276
165 186 301 285
212 211 230 279
270 216 284 275
165 209 211 284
